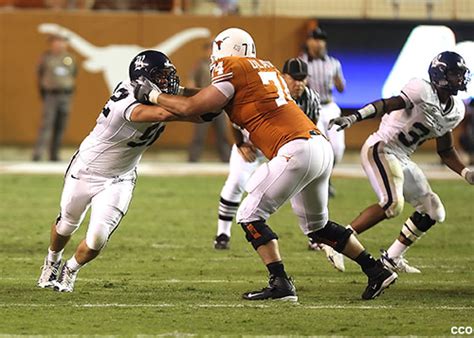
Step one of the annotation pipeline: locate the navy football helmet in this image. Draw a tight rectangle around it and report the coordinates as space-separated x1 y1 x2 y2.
428 51 470 95
129 50 180 95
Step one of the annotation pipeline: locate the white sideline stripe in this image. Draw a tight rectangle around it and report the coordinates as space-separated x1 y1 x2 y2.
0 303 471 311
0 161 462 180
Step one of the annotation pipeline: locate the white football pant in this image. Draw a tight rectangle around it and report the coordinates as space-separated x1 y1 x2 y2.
237 134 334 234
317 102 345 164
361 141 445 222
55 158 136 251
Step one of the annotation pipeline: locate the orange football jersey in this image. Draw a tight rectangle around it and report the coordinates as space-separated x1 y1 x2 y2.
211 56 319 159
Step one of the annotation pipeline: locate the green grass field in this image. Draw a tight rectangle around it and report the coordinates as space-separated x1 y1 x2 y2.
0 174 472 336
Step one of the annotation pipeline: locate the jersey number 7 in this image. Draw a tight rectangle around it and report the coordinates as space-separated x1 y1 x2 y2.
258 71 292 107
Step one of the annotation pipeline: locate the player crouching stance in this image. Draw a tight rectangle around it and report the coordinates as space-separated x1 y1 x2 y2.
133 28 397 300
37 50 200 292
329 51 473 273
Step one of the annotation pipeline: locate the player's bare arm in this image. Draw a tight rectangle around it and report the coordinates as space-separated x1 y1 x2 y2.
329 96 406 131
179 86 201 97
436 132 474 184
134 76 228 121
130 104 204 123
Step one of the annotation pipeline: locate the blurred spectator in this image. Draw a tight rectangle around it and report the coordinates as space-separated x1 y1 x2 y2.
300 27 345 197
460 98 474 165
215 0 239 15
33 32 77 162
188 41 230 162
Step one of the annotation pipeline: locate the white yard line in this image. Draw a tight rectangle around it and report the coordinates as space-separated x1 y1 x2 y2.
0 161 463 180
1 277 472 285
0 303 471 311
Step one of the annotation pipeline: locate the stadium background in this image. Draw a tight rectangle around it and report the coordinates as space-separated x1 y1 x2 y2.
0 0 473 153
1 1 473 336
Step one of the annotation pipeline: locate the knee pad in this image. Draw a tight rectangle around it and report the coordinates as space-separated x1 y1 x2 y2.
55 213 80 237
86 207 124 251
383 196 404 219
240 221 278 250
85 227 109 251
308 220 353 253
401 211 436 243
421 192 445 222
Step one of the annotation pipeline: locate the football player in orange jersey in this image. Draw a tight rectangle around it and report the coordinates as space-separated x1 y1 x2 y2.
132 28 397 301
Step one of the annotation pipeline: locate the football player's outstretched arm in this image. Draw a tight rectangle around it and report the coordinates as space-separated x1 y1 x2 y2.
129 104 204 123
134 76 228 121
436 132 474 184
329 96 406 131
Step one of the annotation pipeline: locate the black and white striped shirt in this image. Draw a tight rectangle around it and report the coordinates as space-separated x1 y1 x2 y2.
300 53 345 104
295 86 321 123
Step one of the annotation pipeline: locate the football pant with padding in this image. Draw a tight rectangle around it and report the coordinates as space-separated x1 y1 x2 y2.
56 163 136 251
361 141 445 222
317 102 345 164
237 135 334 234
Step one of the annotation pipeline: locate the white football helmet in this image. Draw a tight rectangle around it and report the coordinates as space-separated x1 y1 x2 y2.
211 28 256 63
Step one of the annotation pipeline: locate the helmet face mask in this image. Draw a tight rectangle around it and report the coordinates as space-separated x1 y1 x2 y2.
211 28 256 63
149 67 180 95
429 51 471 95
129 50 180 95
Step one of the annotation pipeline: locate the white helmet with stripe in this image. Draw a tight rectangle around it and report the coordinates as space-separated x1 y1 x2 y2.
211 27 256 63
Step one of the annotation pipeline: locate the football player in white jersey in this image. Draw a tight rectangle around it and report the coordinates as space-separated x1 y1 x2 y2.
37 50 203 292
329 51 473 273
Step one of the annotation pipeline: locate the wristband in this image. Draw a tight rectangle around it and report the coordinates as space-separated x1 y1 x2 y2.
177 86 185 96
356 104 376 120
461 168 470 179
149 90 161 104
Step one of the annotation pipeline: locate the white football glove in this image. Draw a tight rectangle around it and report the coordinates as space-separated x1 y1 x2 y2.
462 169 474 185
328 114 358 131
133 76 162 105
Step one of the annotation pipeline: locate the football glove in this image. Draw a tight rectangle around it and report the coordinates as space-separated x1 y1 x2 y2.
328 114 358 131
133 76 162 105
462 168 474 185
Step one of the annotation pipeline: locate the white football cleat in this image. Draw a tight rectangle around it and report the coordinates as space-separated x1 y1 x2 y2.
37 257 61 289
54 264 78 292
321 244 345 272
381 250 421 273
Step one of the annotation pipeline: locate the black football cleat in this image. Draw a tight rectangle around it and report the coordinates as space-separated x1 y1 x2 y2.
362 260 398 300
214 233 230 250
243 275 298 302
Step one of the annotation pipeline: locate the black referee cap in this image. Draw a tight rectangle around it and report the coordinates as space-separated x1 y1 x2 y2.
282 58 308 81
309 27 328 41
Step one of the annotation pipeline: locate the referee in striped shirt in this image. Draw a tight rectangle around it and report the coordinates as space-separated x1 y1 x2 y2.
281 58 320 125
300 28 346 197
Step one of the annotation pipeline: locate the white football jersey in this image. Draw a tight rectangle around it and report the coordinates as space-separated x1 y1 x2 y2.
75 80 166 176
367 78 465 160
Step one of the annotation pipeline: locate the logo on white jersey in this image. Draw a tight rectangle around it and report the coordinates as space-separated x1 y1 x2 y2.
134 55 149 70
38 23 210 93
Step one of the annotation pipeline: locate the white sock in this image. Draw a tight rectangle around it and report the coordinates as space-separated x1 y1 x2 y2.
66 256 83 272
387 239 409 258
217 219 232 237
47 248 63 263
217 197 239 237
